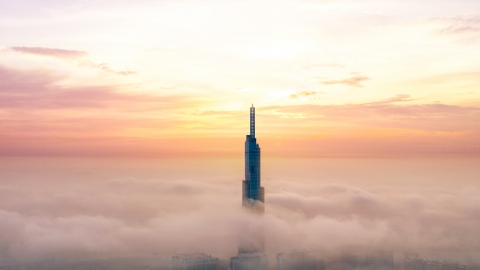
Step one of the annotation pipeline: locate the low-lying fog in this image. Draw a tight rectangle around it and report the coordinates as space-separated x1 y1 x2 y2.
1 157 479 269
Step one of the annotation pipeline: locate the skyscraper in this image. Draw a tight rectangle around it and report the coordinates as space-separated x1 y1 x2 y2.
236 105 267 256
242 105 265 209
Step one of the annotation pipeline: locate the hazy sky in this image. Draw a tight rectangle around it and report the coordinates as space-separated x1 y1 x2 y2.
1 0 480 157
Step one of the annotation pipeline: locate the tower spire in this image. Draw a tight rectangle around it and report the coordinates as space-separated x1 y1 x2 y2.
250 105 255 138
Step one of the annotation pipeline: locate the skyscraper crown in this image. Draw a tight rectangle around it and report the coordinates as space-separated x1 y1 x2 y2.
250 105 255 138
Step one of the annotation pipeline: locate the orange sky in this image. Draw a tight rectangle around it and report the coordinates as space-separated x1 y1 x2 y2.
1 0 480 157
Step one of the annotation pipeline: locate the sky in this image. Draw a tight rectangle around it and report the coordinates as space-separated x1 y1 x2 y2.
2 0 480 268
1 0 480 157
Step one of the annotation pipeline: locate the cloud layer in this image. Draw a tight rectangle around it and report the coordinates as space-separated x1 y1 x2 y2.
1 157 480 268
11 47 88 59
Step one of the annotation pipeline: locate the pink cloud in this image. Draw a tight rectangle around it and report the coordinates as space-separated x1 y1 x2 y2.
290 91 321 99
0 66 177 109
261 96 480 133
9 46 136 76
10 46 88 59
435 16 480 36
321 75 371 87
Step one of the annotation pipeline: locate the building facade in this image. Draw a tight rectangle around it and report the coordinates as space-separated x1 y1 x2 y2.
341 251 393 270
405 253 466 270
277 250 325 270
231 252 268 270
172 253 221 270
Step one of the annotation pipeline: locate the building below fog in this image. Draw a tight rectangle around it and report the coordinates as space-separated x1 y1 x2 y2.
277 250 325 270
405 253 466 270
341 250 393 270
172 253 222 270
231 252 268 270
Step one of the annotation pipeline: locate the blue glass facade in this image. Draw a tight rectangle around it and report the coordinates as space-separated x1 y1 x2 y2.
239 105 266 254
243 106 265 205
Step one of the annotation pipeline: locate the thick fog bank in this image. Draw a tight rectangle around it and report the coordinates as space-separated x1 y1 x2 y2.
1 157 480 266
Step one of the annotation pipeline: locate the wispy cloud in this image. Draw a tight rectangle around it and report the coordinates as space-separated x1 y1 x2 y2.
366 94 417 104
0 65 207 157
262 95 480 133
321 75 371 87
436 16 480 36
195 110 242 116
0 66 162 109
9 46 136 76
10 46 88 59
290 91 321 99
80 61 137 76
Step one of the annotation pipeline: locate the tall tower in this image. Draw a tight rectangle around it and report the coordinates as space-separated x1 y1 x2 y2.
243 105 265 208
237 105 266 255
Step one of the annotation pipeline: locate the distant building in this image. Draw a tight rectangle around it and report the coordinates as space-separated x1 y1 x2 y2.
231 252 268 270
405 253 425 270
172 253 221 270
277 250 325 270
405 253 466 270
341 252 363 270
341 250 393 270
